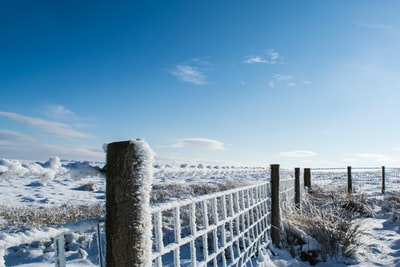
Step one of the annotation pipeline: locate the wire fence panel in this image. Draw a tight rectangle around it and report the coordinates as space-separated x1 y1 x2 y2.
150 182 271 267
311 167 400 195
385 168 400 193
279 169 296 209
311 168 347 189
352 168 382 194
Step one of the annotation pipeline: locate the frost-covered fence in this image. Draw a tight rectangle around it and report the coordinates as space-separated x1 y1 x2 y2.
279 168 297 209
270 165 300 248
150 182 270 266
0 217 105 267
310 166 400 195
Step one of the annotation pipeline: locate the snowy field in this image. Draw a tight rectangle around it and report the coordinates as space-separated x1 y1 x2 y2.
1 157 400 266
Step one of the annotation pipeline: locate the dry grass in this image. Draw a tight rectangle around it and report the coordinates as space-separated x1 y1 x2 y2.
282 186 367 264
150 181 248 203
0 181 245 231
0 203 104 231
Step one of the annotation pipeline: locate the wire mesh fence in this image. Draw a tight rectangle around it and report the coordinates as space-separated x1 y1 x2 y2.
311 167 400 195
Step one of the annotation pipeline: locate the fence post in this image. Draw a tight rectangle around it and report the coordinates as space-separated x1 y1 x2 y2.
347 166 352 194
382 166 386 194
271 164 281 248
106 140 154 267
304 168 311 191
295 168 301 209
54 234 66 267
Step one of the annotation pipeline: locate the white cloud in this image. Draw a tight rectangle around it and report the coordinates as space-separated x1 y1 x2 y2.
169 59 212 86
275 74 293 81
269 74 293 87
269 74 310 88
265 49 280 63
0 129 103 160
0 111 92 139
243 55 268 64
170 64 207 85
164 138 227 150
280 151 317 158
45 105 75 120
0 129 35 143
244 49 280 64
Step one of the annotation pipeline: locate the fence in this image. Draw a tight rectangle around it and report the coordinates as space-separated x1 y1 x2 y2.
310 166 400 195
0 218 105 267
1 140 300 266
151 182 270 266
104 141 300 267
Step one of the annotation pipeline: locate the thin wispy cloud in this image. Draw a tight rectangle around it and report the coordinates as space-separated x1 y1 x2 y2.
280 150 317 158
266 49 280 63
0 129 103 160
244 49 280 64
169 59 211 85
243 56 268 64
163 138 227 151
269 73 293 87
0 130 35 145
269 74 310 88
45 105 75 120
354 153 397 163
275 74 293 81
0 111 92 139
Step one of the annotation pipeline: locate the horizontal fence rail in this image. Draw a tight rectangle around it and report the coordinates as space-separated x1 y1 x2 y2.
150 182 271 267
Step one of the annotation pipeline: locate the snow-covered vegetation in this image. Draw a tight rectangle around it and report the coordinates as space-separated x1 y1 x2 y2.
0 157 400 266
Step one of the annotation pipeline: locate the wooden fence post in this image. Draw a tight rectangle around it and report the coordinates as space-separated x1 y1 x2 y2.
304 168 311 191
106 140 154 267
382 166 386 194
295 168 301 209
347 166 352 194
271 164 281 248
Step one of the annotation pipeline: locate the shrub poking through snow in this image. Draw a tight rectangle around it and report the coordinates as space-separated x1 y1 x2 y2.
0 203 104 231
282 186 364 265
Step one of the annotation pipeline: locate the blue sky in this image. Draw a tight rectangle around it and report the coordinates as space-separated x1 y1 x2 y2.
1 0 400 167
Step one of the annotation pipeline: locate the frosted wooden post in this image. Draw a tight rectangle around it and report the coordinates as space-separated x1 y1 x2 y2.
106 140 154 267
347 166 352 194
271 164 281 248
304 168 311 192
294 167 301 209
382 166 386 194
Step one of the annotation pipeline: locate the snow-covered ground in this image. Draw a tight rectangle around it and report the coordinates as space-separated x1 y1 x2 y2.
1 157 400 266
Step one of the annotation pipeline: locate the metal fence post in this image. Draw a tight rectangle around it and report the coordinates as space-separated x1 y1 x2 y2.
106 140 154 266
271 164 281 248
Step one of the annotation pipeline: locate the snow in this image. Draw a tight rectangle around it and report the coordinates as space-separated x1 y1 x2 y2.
129 139 155 267
0 152 400 266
